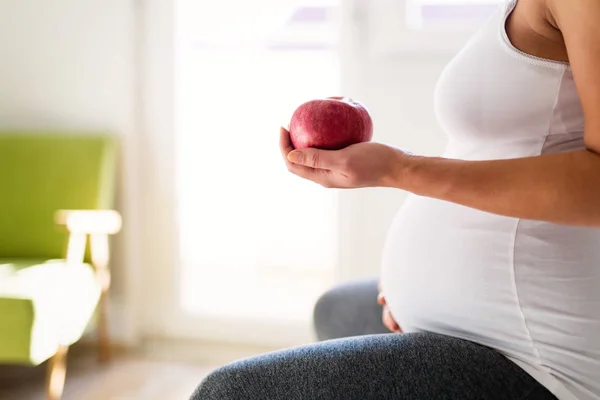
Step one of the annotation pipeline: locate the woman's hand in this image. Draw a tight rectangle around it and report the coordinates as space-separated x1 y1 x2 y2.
377 283 402 334
280 127 411 189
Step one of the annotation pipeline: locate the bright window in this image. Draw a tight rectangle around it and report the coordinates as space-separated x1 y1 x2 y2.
175 0 339 324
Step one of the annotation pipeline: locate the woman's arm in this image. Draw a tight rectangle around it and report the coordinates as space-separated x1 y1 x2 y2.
397 150 600 227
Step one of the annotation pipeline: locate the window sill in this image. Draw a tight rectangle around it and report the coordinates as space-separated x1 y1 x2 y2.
155 312 317 349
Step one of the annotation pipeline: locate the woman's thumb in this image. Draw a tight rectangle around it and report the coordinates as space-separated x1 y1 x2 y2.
287 150 305 164
287 149 331 169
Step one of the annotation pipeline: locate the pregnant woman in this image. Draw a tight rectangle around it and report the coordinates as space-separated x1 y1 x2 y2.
191 0 600 399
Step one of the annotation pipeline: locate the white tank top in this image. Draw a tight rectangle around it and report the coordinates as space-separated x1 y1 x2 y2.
380 1 600 399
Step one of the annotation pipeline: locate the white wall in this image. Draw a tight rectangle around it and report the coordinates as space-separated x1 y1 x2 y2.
0 0 141 344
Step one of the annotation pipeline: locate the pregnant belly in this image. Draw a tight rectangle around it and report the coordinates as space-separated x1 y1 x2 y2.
381 195 600 357
381 195 520 343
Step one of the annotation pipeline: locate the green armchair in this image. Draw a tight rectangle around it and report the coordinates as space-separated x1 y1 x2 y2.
0 132 121 400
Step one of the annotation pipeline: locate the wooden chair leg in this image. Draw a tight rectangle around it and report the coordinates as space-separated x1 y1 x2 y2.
46 345 68 400
91 233 111 363
97 289 111 363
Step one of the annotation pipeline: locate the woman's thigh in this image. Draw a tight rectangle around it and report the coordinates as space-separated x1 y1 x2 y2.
191 332 556 400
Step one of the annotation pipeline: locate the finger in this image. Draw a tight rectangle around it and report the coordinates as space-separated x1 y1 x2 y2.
382 309 396 332
377 292 386 306
280 127 294 160
280 128 334 186
287 148 339 170
386 310 399 330
286 162 330 186
280 127 306 173
383 308 401 332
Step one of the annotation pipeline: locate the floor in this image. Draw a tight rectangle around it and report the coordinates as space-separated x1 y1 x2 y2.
0 348 215 400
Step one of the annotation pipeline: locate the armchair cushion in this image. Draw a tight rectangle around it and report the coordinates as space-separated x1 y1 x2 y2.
0 259 100 365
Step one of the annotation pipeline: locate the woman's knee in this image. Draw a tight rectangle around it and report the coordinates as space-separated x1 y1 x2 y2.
313 282 358 340
191 355 285 400
190 364 241 400
313 279 385 340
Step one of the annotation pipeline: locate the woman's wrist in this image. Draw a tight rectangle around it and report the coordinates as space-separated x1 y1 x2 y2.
381 148 426 192
384 151 458 201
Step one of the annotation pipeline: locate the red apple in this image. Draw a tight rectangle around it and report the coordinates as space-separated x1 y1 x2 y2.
289 97 373 150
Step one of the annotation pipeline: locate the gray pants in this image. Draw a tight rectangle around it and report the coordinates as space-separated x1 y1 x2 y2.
191 279 557 400
313 278 391 340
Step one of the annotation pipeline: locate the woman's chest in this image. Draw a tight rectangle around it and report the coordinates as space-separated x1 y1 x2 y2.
433 1 579 144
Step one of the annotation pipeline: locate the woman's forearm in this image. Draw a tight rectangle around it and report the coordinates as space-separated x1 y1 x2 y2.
394 149 600 227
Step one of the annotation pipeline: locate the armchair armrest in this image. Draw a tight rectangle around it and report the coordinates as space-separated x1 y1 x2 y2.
55 210 122 234
54 209 121 275
54 210 121 364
